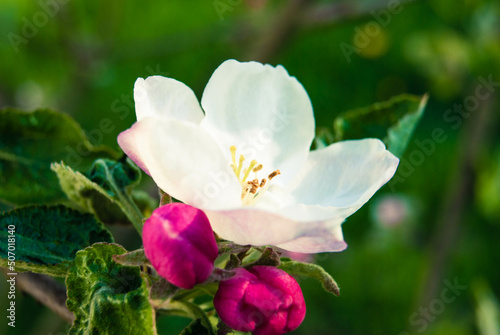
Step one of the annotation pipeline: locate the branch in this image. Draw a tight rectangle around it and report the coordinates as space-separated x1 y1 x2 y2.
245 0 419 63
245 0 313 63
302 0 417 27
6 270 75 323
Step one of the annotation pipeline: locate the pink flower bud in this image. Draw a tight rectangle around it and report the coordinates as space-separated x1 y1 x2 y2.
142 203 218 289
214 266 306 335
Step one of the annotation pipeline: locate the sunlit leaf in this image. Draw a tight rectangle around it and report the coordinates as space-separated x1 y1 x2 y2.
52 158 144 233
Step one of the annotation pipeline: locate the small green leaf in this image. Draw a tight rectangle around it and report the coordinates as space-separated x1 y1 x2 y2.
149 275 180 304
243 247 280 268
66 243 157 335
159 189 172 207
0 108 117 205
113 249 149 267
279 260 340 296
52 158 144 234
333 94 428 157
51 162 128 225
171 283 219 302
217 242 251 255
87 157 141 196
0 205 113 277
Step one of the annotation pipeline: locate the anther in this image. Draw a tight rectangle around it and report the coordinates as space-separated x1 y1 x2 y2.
229 145 282 206
247 179 259 187
260 179 267 187
252 164 263 173
268 170 281 180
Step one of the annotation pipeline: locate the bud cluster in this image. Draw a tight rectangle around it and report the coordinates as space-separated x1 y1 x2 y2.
142 203 306 334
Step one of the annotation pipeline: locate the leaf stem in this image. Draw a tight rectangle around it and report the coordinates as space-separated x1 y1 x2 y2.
99 159 144 235
116 189 144 235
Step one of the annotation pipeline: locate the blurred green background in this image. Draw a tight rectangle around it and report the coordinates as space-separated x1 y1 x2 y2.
1 0 499 334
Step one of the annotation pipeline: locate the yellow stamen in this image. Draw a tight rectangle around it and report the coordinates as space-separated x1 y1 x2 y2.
229 146 281 206
236 155 244 179
230 146 237 171
242 160 257 183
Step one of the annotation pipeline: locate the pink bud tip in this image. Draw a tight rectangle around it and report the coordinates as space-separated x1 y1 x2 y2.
142 203 218 289
214 266 306 335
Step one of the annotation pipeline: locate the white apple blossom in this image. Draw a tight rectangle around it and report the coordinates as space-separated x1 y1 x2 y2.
118 59 399 253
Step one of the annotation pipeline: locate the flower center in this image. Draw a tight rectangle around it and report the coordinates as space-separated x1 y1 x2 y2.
230 145 280 206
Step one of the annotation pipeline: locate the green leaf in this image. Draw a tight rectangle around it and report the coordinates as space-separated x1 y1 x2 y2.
0 108 118 205
51 162 127 224
113 249 149 267
133 190 159 218
52 158 144 234
164 301 215 335
217 242 251 255
243 247 280 268
181 318 215 335
66 243 157 335
0 205 113 277
171 283 219 302
279 260 340 296
149 275 180 304
87 157 141 196
333 94 429 157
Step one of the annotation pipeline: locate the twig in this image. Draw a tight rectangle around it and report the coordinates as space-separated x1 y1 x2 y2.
302 0 417 27
11 271 74 323
246 0 313 63
246 0 419 63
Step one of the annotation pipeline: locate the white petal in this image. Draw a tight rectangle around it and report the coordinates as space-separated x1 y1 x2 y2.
205 208 346 253
200 60 315 185
288 138 399 219
134 76 204 123
122 117 241 210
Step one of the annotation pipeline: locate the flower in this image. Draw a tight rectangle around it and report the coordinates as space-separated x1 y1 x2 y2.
142 203 218 289
213 266 306 335
118 59 399 253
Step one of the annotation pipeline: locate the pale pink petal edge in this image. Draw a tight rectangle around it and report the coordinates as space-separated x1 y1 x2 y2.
204 208 346 253
117 123 151 176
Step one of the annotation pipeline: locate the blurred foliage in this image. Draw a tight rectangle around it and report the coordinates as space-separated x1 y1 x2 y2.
0 0 499 334
0 108 117 205
0 204 113 276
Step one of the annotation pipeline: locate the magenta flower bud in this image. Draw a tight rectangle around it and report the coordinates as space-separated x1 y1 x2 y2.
142 203 218 289
214 266 306 335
